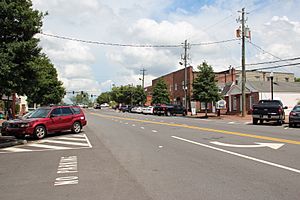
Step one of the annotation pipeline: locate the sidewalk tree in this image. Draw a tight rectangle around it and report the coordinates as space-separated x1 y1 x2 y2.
25 55 65 106
193 62 220 117
152 78 170 105
0 0 45 97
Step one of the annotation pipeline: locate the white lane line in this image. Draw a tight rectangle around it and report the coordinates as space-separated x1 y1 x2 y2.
42 140 89 147
284 127 289 130
1 147 33 152
55 137 87 142
27 143 72 150
228 122 235 124
132 124 136 127
172 136 300 174
152 130 158 133
141 127 145 129
125 122 129 125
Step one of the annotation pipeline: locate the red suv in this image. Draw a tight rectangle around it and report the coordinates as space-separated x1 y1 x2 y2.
1 106 87 139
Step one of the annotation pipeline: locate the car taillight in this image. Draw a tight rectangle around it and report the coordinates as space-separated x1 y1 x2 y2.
278 107 283 114
290 112 296 116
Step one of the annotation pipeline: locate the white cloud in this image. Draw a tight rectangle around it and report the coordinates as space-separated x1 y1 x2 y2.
32 0 300 97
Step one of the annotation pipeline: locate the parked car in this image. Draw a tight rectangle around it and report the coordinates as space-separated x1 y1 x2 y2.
289 105 300 127
1 106 87 139
252 100 287 125
142 106 154 115
94 104 101 109
120 105 131 112
153 104 187 116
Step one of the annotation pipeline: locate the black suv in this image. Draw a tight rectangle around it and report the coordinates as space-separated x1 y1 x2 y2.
153 104 187 116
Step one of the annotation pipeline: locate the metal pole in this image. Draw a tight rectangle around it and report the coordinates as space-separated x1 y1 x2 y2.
184 40 187 109
241 8 246 117
271 77 274 100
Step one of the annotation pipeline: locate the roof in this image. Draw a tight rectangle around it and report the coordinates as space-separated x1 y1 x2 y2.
246 81 300 93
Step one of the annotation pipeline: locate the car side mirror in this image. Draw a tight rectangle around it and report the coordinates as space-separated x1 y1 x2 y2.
50 114 56 118
283 106 288 109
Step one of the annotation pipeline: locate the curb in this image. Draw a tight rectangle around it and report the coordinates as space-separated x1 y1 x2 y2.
0 137 27 148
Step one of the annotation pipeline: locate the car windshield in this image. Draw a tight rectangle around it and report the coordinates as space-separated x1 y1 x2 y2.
28 108 51 118
293 106 300 111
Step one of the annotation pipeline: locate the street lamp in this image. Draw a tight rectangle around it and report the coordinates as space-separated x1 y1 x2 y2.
270 71 274 100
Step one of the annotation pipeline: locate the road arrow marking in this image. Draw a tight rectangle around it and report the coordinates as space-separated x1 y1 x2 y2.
172 136 300 174
210 141 284 149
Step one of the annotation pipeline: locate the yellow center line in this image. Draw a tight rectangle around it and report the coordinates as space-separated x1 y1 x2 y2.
91 113 300 145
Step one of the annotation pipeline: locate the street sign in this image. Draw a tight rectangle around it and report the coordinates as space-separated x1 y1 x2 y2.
216 99 226 109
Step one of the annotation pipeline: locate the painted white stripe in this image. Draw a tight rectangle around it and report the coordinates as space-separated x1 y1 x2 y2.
56 137 87 142
141 127 145 129
152 130 158 133
172 136 300 174
125 122 128 124
70 134 86 138
132 124 136 127
27 143 72 150
43 140 89 147
2 147 33 152
83 134 92 148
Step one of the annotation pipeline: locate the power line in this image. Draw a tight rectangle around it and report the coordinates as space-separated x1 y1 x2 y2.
249 62 300 71
190 38 240 46
39 32 239 48
40 32 182 48
247 41 282 60
246 56 300 66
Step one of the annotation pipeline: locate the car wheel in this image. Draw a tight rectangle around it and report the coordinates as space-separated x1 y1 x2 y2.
34 125 47 139
253 118 258 125
72 121 82 133
277 120 282 125
289 123 294 128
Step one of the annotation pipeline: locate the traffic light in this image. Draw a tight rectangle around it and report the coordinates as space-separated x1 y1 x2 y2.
81 91 83 95
72 91 75 94
91 94 93 98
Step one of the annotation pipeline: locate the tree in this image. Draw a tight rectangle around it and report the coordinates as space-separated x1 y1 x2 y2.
152 78 170 105
96 92 111 104
0 0 45 97
193 62 220 117
132 85 146 105
25 55 65 105
295 77 300 82
71 92 91 105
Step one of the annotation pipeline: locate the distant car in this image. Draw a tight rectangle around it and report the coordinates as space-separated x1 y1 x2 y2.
120 105 131 112
289 105 300 127
1 106 87 139
153 104 186 116
142 106 154 115
94 104 101 109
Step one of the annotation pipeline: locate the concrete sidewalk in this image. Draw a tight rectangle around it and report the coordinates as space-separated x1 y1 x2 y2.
186 112 252 122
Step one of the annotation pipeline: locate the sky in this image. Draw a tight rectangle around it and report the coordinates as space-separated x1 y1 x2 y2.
32 0 300 101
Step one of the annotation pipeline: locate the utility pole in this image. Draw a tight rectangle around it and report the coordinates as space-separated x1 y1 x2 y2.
140 68 146 89
182 40 190 110
237 8 247 117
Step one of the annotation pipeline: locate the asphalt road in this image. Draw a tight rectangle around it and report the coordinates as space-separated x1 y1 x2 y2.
0 108 299 200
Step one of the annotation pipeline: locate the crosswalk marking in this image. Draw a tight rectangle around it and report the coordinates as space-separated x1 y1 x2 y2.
27 143 72 150
0 133 92 154
2 147 33 152
42 140 90 146
55 137 87 142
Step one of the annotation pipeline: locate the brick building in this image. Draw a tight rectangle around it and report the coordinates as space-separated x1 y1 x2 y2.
146 66 297 114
